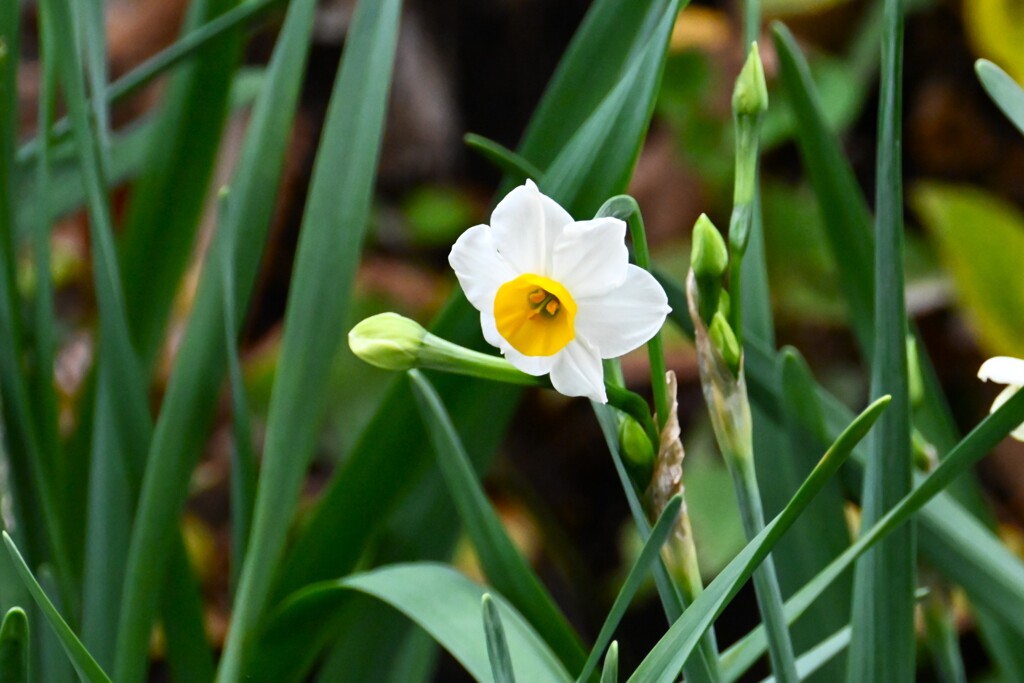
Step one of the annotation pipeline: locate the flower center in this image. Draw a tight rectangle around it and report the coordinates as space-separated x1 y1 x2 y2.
493 274 576 357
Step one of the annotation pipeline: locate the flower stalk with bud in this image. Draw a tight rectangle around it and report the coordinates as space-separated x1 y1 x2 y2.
686 44 800 683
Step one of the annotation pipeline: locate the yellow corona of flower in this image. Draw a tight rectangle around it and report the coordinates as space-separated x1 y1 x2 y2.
449 180 670 403
978 356 1024 441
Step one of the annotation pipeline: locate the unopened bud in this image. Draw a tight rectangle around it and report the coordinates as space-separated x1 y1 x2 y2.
349 313 428 370
733 42 768 119
907 336 924 410
619 415 655 471
709 312 742 376
691 214 728 324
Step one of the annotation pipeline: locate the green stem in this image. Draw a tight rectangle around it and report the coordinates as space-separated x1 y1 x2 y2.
595 195 670 431
728 453 799 683
743 0 760 51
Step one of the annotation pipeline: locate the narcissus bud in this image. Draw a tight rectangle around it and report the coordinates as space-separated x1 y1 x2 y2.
709 312 742 377
732 42 769 119
691 214 728 324
348 313 428 371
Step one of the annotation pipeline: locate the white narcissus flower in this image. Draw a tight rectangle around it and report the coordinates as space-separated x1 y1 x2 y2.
449 180 670 403
978 356 1024 442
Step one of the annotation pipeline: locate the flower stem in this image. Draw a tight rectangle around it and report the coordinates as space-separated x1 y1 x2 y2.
727 450 799 683
595 195 671 432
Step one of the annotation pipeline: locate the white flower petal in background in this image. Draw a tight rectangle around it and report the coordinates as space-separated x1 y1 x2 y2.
978 356 1024 385
574 266 671 358
449 180 670 403
979 355 1024 442
551 217 629 298
550 338 607 403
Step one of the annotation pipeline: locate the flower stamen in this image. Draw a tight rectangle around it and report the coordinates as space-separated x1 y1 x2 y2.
494 274 576 357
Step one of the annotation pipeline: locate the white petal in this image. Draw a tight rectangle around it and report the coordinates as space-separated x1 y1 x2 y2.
480 310 557 376
550 217 629 298
549 338 607 403
978 356 1024 386
574 265 671 359
991 385 1024 442
490 181 546 274
449 225 516 312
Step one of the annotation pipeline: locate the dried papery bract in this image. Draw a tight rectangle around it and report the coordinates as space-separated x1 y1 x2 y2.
647 370 702 593
686 272 753 463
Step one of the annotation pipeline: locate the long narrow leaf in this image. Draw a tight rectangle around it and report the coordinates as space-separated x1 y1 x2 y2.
113 0 321 678
483 594 517 683
575 495 682 683
409 369 587 673
627 397 890 682
2 533 111 683
217 0 404 678
720 388 1024 678
849 0 915 677
0 607 28 683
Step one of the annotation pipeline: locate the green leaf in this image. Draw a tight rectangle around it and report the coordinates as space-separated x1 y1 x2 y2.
601 643 618 683
720 387 1024 678
912 182 1024 358
2 533 111 683
217 0 404 679
267 564 572 683
627 396 889 682
772 23 874 349
774 348 851 679
409 369 587 673
483 595 517 683
761 627 851 683
976 59 1024 136
463 134 542 183
0 608 28 683
118 0 246 368
575 495 682 683
113 0 321 678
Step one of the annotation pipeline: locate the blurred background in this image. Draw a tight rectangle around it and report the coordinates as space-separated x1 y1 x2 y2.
11 0 1024 679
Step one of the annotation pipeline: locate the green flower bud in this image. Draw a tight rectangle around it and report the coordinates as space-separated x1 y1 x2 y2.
691 214 729 281
619 415 655 470
709 312 742 376
732 42 768 119
691 214 727 324
348 313 428 370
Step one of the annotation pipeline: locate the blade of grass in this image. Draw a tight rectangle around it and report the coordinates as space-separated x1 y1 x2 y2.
464 133 542 183
0 0 50 572
18 0 283 164
575 495 683 683
848 0 915 677
30 5 64 549
74 0 110 162
719 388 1024 680
602 643 618 683
112 0 321 678
761 627 851 683
774 348 851 679
409 369 587 674
2 533 111 683
483 594 517 683
215 1 403 679
0 608 28 683
627 397 890 683
118 0 245 368
223 241 257 593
